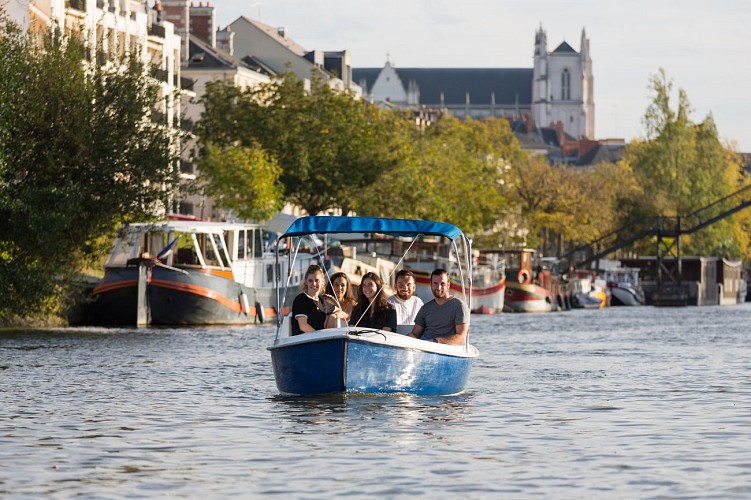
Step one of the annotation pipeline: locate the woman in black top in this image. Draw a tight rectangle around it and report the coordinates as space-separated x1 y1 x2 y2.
291 264 331 336
349 272 397 332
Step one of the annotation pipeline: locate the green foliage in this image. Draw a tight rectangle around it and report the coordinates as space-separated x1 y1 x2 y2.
198 142 284 221
196 73 409 216
0 24 180 323
624 69 746 257
358 116 524 238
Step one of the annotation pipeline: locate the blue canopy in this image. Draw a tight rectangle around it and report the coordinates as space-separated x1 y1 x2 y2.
281 216 464 240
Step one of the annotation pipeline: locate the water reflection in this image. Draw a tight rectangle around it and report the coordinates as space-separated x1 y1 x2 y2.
268 392 473 428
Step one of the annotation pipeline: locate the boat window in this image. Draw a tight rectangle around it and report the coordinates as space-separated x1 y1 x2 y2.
104 230 141 267
204 234 228 268
147 233 174 261
262 230 276 253
195 234 224 268
172 234 199 265
237 229 248 260
253 228 264 258
503 253 521 269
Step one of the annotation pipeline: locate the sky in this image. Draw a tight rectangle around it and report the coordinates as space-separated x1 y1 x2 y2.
216 0 751 151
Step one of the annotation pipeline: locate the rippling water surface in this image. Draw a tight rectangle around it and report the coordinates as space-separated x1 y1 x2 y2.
2 305 750 498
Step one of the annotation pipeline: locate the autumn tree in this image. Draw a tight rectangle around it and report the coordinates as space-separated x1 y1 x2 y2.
198 141 284 221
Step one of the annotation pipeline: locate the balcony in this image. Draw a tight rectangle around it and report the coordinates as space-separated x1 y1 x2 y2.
148 23 165 39
66 0 87 12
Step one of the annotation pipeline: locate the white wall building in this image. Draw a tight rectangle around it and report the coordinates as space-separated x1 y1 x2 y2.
7 0 183 138
356 26 594 140
532 27 594 140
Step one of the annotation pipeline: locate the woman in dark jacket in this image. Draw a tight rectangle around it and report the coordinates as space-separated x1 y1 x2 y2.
349 272 397 332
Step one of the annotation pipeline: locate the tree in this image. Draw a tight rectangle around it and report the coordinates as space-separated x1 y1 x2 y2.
0 24 180 322
624 69 745 257
198 142 283 221
357 116 525 238
196 73 410 216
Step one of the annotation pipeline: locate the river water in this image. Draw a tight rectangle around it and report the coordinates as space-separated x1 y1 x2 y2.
1 304 750 498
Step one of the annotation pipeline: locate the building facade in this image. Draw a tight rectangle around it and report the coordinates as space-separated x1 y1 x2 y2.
354 26 594 140
532 27 594 140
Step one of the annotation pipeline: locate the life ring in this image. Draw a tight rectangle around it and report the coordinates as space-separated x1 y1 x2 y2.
518 269 531 284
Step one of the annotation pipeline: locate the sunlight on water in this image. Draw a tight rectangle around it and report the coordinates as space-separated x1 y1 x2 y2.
1 305 750 497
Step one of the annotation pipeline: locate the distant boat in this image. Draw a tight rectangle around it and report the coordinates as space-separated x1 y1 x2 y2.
324 232 505 314
604 266 645 306
88 218 316 326
487 248 565 313
570 270 609 309
267 216 479 396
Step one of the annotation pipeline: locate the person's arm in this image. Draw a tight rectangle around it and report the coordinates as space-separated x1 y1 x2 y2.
382 308 397 332
296 315 316 333
324 308 347 329
433 322 468 345
408 324 424 339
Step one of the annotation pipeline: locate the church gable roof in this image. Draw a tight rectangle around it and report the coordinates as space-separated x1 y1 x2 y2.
354 67 533 106
552 41 577 54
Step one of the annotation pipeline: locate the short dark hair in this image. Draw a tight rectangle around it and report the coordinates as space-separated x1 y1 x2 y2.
431 268 449 279
395 269 415 280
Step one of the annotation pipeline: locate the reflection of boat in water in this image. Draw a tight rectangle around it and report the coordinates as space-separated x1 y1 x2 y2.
603 266 645 306
570 270 609 309
89 218 316 326
267 216 479 396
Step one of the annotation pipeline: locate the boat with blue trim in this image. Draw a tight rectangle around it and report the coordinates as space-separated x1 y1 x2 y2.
267 216 480 396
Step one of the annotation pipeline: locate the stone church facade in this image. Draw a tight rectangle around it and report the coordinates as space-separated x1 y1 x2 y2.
354 27 594 140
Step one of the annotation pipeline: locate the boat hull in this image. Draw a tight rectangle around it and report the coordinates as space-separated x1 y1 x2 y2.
268 329 477 396
411 270 505 315
89 265 281 326
504 282 553 313
609 285 645 306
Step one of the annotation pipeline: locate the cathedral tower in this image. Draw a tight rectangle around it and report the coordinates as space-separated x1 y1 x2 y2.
532 26 594 139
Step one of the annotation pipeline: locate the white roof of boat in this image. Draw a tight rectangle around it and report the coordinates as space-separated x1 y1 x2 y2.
124 220 263 234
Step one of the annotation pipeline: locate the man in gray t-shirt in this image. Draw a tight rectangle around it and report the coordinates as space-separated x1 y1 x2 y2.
409 269 469 345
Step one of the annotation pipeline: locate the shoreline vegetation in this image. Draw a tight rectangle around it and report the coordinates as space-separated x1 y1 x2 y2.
1 20 750 327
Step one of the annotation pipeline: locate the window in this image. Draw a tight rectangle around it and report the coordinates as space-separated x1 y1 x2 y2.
561 68 571 100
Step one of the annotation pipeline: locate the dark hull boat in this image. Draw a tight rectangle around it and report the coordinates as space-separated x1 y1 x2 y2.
88 219 316 326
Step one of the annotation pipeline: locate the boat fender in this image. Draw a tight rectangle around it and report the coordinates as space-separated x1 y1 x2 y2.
240 292 251 315
518 269 530 284
255 301 264 323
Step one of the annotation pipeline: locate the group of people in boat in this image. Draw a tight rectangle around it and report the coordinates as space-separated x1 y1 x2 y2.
291 264 469 345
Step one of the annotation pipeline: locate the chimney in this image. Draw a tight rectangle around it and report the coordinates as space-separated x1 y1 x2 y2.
277 27 286 39
189 0 216 47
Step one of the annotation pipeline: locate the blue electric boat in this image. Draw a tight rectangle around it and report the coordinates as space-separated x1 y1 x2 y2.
267 216 480 396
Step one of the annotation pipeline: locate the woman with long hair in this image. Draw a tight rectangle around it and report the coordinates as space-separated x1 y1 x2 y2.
291 264 337 336
324 272 357 328
349 272 397 332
